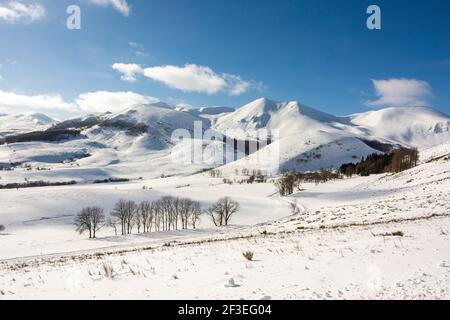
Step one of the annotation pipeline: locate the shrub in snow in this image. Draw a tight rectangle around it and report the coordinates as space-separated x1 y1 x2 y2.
0 225 5 232
102 261 114 280
243 251 254 261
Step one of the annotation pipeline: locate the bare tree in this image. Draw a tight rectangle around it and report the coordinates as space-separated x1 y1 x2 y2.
153 200 162 232
125 200 137 234
177 198 202 229
160 196 176 231
134 212 142 233
274 173 297 196
207 206 222 227
74 207 105 239
110 199 137 235
190 201 202 229
179 198 192 229
139 201 153 233
207 197 240 226
173 197 181 230
110 199 128 235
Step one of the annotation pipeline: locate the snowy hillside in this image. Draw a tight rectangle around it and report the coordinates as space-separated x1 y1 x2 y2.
0 98 449 180
212 98 450 173
347 106 450 148
0 103 209 181
214 98 340 139
0 113 56 137
0 99 449 300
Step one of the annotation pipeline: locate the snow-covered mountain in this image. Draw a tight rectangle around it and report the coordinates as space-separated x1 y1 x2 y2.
0 98 449 179
346 106 450 148
214 98 339 138
213 98 450 172
0 112 56 137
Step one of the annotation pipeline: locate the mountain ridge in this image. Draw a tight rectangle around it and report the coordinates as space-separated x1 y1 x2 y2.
0 98 449 178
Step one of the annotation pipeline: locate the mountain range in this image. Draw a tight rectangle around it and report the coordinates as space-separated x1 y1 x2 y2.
0 98 449 180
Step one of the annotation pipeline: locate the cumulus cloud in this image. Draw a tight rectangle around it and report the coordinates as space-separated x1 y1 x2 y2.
0 90 76 112
75 91 158 113
112 63 142 82
365 78 432 107
0 1 45 24
112 63 262 96
88 0 131 16
143 64 227 94
0 90 158 116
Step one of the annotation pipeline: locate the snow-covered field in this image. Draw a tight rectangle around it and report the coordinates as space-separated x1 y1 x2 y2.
2 216 449 300
0 175 291 260
0 146 449 299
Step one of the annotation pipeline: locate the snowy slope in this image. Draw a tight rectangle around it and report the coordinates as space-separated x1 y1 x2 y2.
419 140 450 163
214 98 340 138
347 106 450 148
1 99 449 179
0 113 56 137
212 98 450 173
0 103 218 182
84 103 210 151
213 98 380 173
1 153 449 299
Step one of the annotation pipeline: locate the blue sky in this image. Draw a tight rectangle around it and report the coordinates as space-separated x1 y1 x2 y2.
0 0 449 119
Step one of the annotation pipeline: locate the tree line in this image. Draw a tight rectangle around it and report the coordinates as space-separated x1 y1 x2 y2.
74 196 240 239
274 148 419 197
275 169 342 196
339 148 419 177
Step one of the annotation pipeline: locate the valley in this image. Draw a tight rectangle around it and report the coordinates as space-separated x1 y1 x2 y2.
0 98 449 299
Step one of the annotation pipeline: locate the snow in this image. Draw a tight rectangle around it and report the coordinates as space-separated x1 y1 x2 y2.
0 98 449 299
0 113 56 138
348 106 450 148
1 99 449 179
0 147 449 299
213 98 450 172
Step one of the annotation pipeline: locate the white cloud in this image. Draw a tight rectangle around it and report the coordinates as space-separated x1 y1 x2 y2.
222 74 264 96
143 64 227 94
75 91 158 113
112 63 261 96
365 78 432 107
0 90 158 116
0 1 45 24
112 63 143 82
0 90 76 111
88 0 131 16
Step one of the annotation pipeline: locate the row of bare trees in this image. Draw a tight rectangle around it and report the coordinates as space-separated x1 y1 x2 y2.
274 169 343 196
108 197 203 236
74 196 240 238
